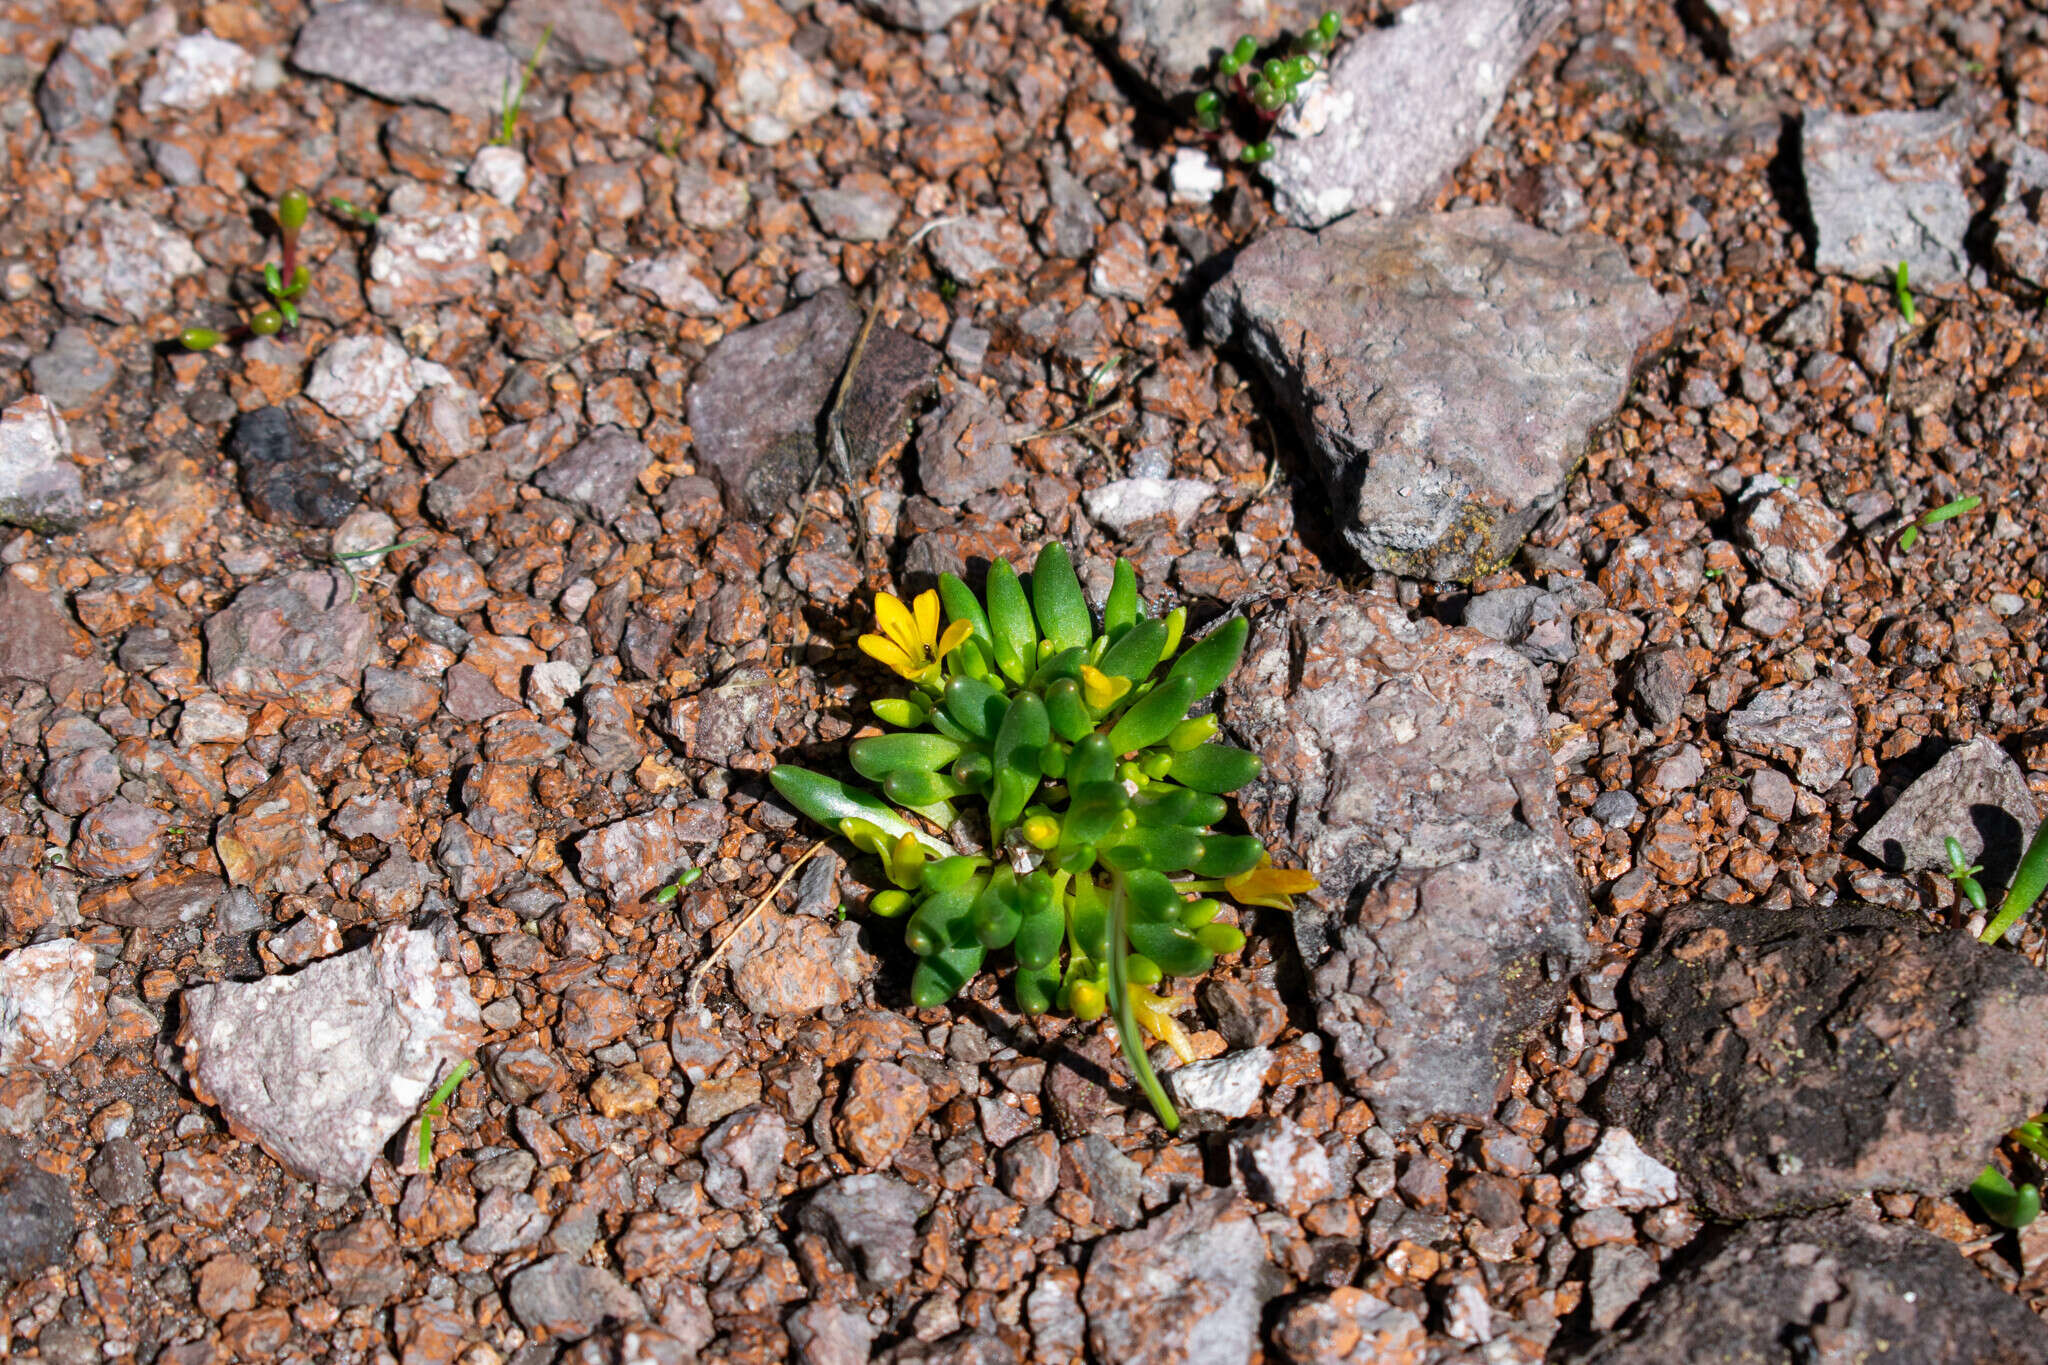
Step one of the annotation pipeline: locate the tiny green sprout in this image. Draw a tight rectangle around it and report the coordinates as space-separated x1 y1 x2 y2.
1894 260 1917 326
494 22 554 148
770 552 1316 1132
416 1058 474 1172
651 866 705 904
179 188 319 352
1194 12 1339 165
180 326 224 352
1945 835 1988 914
1889 494 1982 556
937 275 960 302
1972 1163 2040 1228
328 196 380 226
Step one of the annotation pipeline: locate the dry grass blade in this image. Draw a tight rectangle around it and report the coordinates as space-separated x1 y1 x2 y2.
684 840 827 1005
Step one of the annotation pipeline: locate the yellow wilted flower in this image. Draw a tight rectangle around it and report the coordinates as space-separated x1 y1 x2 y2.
859 589 971 690
1225 856 1318 911
1130 984 1194 1063
1078 664 1131 711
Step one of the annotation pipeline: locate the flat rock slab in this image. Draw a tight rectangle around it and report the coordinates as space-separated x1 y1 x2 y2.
1079 1188 1286 1363
1263 0 1567 226
1575 1208 2048 1364
179 927 481 1187
1221 589 1591 1129
292 1 524 121
687 289 939 521
1600 901 2048 1217
1204 208 1681 582
1859 736 2041 888
1802 103 1973 285
204 569 378 717
1069 0 1331 100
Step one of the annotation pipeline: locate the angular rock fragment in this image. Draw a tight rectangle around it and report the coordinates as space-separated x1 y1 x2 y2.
1802 104 1972 285
0 396 86 532
1069 0 1331 100
54 204 203 324
687 289 939 520
0 574 94 687
204 569 378 715
366 213 491 315
179 927 482 1186
1600 901 2048 1217
0 1138 73 1287
729 910 871 1017
1080 1189 1285 1363
496 0 638 71
215 768 329 896
795 1173 932 1290
1205 210 1680 581
140 31 252 114
1263 0 1568 226
618 253 722 317
1859 736 2040 887
1272 1288 1427 1364
1722 679 1855 791
915 386 1018 507
576 807 726 904
534 426 651 524
1576 1209 2048 1363
227 407 359 529
674 0 835 146
509 1256 644 1341
292 1 523 120
1991 145 2048 287
856 0 983 31
0 939 106 1071
1082 477 1213 536
1731 474 1843 600
1685 0 1805 63
37 27 122 134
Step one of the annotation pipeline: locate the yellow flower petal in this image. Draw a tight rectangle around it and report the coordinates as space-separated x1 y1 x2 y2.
858 633 918 677
1224 860 1320 912
913 590 942 649
1131 985 1194 1063
874 592 922 659
936 619 973 660
1079 665 1132 711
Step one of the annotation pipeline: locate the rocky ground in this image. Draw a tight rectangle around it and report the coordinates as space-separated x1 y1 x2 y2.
0 0 2047 1360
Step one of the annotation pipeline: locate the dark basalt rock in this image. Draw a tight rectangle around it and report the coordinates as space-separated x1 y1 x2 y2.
228 406 359 528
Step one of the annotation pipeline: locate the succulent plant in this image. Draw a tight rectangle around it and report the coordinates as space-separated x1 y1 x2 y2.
179 188 314 352
1193 10 1341 164
770 545 1315 1131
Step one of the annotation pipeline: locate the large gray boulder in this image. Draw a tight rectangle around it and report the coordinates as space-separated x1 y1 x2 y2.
1221 589 1592 1130
1601 901 2048 1217
1204 209 1681 582
1262 0 1568 226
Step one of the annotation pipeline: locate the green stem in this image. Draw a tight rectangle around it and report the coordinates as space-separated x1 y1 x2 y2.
1107 870 1179 1133
1980 817 2048 945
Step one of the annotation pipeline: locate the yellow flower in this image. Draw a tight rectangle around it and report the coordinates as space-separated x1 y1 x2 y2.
1078 665 1131 711
858 589 971 689
1131 984 1194 1063
1225 856 1318 911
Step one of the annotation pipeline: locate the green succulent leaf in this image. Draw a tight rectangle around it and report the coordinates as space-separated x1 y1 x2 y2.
850 733 966 782
883 769 970 807
972 866 1022 949
943 675 1008 739
904 884 977 957
1044 678 1094 743
1972 1164 2042 1228
768 766 953 856
1134 787 1227 829
1103 560 1139 641
912 941 986 1009
938 572 993 654
1164 617 1249 703
1100 825 1203 873
989 692 1051 835
1191 834 1265 878
1167 743 1262 794
1097 618 1168 682
1105 676 1197 755
1068 733 1117 789
1127 920 1215 977
1032 543 1092 653
984 559 1037 685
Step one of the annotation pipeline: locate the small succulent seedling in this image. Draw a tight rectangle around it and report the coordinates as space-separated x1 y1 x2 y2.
1885 494 1982 557
1945 835 1988 914
328 196 379 226
415 1058 473 1171
771 546 1316 1131
1894 260 1918 326
1193 11 1341 163
1959 812 2048 1222
493 23 553 148
651 866 704 905
180 189 314 352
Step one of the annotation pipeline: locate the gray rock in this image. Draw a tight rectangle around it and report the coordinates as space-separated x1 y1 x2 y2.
0 397 85 532
1073 0 1330 99
534 426 650 524
1991 146 2048 287
805 172 903 243
856 0 983 31
702 1106 787 1211
1738 581 1799 637
795 1173 932 1290
1587 1244 1659 1331
1229 1117 1334 1212
1601 901 2048 1218
140 32 252 114
1631 647 1696 729
1081 1189 1285 1363
1564 1128 1680 1211
916 386 1019 506
0 575 91 686
204 569 379 708
1204 209 1680 582
496 0 636 71
1263 0 1568 226
1591 790 1639 829
29 327 118 413
36 26 122 134
1462 585 1574 663
1065 1135 1143 1229
1723 679 1855 791
177 927 482 1186
928 208 1032 282
54 204 203 325
1164 1047 1271 1119
508 1256 643 1341
366 213 491 315
687 290 938 521
1859 737 2040 889
1082 477 1215 536
1574 1209 2048 1364
1769 291 1836 350
1221 590 1591 1130
787 1302 875 1365
228 407 359 529
1802 103 1972 285
0 1138 72 1287
1732 474 1843 600
293 1 522 120
618 253 722 316
88 1137 152 1209
1040 164 1105 260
